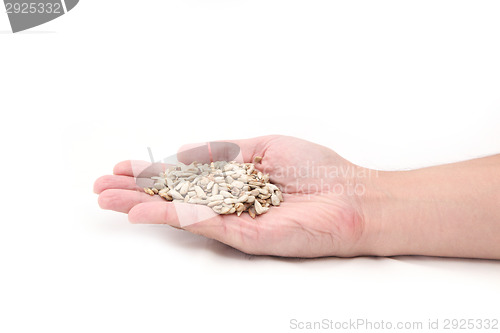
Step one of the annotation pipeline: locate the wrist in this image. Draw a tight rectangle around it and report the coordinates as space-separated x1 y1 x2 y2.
357 169 425 257
351 155 500 259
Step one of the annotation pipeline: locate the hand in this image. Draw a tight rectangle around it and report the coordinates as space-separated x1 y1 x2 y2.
94 135 374 257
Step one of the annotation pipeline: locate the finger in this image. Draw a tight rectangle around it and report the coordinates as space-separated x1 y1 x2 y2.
113 160 168 178
177 135 278 165
128 201 180 225
175 142 212 165
98 189 164 213
94 175 143 194
128 201 262 253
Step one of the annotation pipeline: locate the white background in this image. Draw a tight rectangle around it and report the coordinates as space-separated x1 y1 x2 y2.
1 1 499 332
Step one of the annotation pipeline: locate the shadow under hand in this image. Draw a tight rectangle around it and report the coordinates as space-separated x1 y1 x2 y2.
149 225 251 260
389 255 500 273
147 224 390 266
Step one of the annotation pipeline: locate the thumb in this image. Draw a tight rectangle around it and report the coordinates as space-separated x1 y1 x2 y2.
176 136 277 165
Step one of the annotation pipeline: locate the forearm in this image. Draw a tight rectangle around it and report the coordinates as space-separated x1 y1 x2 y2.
362 155 500 259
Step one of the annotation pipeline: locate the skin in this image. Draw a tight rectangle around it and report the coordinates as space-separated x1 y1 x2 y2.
94 135 500 259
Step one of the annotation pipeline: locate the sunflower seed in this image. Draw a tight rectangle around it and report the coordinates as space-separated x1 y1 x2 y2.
212 183 219 196
166 178 175 190
220 190 232 198
267 183 279 192
220 206 231 214
235 202 245 213
247 165 254 175
254 200 266 215
208 194 224 201
224 198 238 204
271 194 280 206
194 185 205 198
159 192 172 201
232 180 244 189
250 189 260 196
259 187 269 195
169 189 184 200
237 194 249 203
207 200 223 207
179 182 190 195
143 160 282 217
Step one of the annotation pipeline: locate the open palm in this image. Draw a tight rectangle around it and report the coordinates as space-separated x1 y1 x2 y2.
94 135 371 257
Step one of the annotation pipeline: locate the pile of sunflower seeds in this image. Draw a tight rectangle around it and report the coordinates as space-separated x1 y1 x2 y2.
143 158 283 218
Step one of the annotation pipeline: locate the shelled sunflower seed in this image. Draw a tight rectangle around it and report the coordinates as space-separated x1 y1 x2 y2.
143 158 283 218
